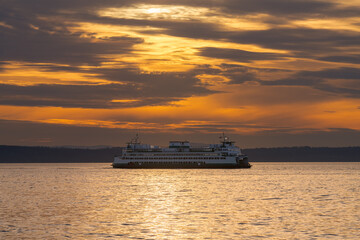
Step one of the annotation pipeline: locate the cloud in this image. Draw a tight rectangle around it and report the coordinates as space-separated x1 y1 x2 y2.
23 64 85 73
0 22 143 66
0 83 135 108
0 118 139 147
0 2 145 66
216 0 334 16
1 118 360 147
225 28 360 56
263 79 360 98
261 67 360 98
0 66 216 108
199 47 286 63
4 0 358 18
318 55 360 64
84 16 359 60
217 64 258 84
314 85 360 98
189 63 290 85
0 0 133 14
94 67 217 96
0 62 6 72
298 67 360 80
2 0 359 67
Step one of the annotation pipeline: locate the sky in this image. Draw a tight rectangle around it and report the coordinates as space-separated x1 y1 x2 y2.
0 0 360 147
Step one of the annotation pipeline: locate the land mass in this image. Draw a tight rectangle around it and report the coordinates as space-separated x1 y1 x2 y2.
0 145 359 163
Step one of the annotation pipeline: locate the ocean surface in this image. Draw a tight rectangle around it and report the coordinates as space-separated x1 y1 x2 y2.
0 162 359 239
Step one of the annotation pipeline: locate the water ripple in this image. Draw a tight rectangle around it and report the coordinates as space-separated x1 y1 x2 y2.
0 162 359 239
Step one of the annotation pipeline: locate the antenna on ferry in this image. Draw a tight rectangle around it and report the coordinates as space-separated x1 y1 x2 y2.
135 132 140 144
129 132 140 144
221 132 227 141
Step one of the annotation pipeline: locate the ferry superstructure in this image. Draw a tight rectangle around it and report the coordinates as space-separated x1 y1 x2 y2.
112 134 251 168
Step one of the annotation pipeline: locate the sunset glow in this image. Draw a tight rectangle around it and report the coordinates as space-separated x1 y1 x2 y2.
1 0 359 147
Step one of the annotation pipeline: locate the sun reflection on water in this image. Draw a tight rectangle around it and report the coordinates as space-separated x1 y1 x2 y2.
0 163 359 239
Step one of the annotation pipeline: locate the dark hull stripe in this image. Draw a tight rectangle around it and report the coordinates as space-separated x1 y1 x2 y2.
112 163 251 169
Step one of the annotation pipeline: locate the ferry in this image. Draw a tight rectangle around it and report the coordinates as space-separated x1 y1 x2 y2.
112 134 251 168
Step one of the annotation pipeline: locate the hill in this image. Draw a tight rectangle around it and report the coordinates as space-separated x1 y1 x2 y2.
243 147 360 162
0 145 123 163
0 145 359 163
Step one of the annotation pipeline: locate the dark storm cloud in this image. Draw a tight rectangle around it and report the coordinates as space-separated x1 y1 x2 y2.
0 21 143 65
218 64 258 84
167 0 360 18
0 83 136 108
192 63 291 85
2 0 359 66
226 28 360 55
298 67 360 80
0 119 140 147
2 0 345 16
1 0 359 104
0 1 144 66
263 67 360 84
81 16 359 58
0 66 215 108
22 64 85 73
264 78 360 98
0 82 199 108
199 47 286 63
318 55 360 65
0 0 133 14
93 67 217 96
314 85 360 98
1 119 359 147
261 67 360 98
96 66 211 85
0 62 6 72
215 0 332 15
75 14 223 41
208 0 360 19
218 0 360 19
85 16 360 62
261 78 318 87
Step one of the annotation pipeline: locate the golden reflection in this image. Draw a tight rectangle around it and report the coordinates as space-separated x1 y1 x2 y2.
125 170 210 238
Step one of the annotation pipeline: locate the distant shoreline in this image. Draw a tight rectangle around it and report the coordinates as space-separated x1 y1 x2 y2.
0 145 359 163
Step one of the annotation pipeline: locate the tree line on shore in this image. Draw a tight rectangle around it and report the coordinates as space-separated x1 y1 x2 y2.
0 145 359 163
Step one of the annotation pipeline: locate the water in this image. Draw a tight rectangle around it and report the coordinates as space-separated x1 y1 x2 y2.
0 162 359 239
